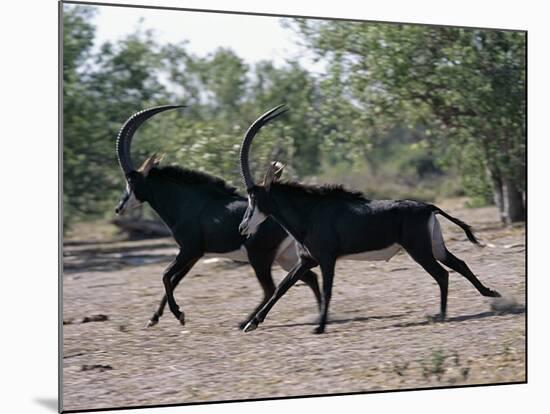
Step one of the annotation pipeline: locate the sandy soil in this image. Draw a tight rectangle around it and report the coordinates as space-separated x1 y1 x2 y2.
62 200 525 411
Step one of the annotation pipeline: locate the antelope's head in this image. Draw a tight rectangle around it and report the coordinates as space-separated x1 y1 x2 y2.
238 105 287 235
114 105 183 215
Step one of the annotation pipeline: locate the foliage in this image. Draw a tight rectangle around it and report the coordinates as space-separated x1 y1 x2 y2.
63 6 166 228
62 5 525 230
294 20 526 221
63 6 304 228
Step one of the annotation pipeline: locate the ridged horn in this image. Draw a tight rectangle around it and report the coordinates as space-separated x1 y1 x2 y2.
116 105 185 176
239 104 288 190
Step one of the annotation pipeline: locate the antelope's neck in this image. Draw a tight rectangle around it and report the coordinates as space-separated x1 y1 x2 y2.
146 190 178 230
145 179 195 229
270 189 314 244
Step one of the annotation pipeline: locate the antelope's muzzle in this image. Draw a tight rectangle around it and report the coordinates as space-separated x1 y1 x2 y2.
115 192 130 215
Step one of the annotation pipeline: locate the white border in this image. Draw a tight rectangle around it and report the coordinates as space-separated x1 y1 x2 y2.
2 1 546 413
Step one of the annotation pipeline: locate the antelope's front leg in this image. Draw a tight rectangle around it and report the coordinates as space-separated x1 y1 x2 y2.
162 251 199 325
148 259 198 327
243 259 315 332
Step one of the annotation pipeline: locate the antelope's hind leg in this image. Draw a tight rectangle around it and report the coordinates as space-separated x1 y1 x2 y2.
300 270 322 311
314 257 337 334
430 214 501 298
438 249 501 298
402 218 450 321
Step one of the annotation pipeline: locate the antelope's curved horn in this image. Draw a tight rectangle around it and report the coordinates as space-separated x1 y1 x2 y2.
116 105 185 176
239 104 288 190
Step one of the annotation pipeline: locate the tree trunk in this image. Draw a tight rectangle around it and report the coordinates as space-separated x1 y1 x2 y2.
501 177 525 223
112 217 172 238
487 168 525 224
487 168 505 223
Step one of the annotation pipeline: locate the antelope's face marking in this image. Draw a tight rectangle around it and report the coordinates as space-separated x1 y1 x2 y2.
115 182 142 215
239 192 268 236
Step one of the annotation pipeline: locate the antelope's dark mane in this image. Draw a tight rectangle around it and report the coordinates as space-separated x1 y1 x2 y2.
149 165 240 196
272 180 368 201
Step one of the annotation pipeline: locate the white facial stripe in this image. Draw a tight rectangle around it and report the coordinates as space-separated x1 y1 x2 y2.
118 185 142 215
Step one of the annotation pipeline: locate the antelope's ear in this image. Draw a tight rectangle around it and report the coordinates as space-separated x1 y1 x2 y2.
138 153 165 176
263 161 286 191
272 161 286 181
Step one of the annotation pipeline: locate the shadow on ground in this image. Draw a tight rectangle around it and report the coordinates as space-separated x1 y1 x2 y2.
385 306 525 329
265 312 408 330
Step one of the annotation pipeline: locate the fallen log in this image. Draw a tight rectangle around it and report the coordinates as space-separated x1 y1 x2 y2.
112 217 172 238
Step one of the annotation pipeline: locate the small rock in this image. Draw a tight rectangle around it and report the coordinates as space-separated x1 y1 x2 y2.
82 314 109 323
81 364 113 372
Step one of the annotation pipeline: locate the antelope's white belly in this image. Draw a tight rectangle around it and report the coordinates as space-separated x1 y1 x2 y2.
340 244 401 262
203 245 249 262
274 237 300 271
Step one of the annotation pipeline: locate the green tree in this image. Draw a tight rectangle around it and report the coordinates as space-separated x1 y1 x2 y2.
295 21 526 223
246 61 320 176
63 6 302 231
63 5 98 228
63 5 167 228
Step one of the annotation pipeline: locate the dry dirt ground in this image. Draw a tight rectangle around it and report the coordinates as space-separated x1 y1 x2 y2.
62 200 525 411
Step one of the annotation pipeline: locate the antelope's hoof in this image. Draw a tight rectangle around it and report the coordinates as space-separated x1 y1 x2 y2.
178 313 186 326
243 320 258 333
488 289 501 298
313 326 325 334
146 319 158 328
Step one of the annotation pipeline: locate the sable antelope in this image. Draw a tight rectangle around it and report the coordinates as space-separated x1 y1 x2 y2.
238 105 501 334
115 105 321 328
